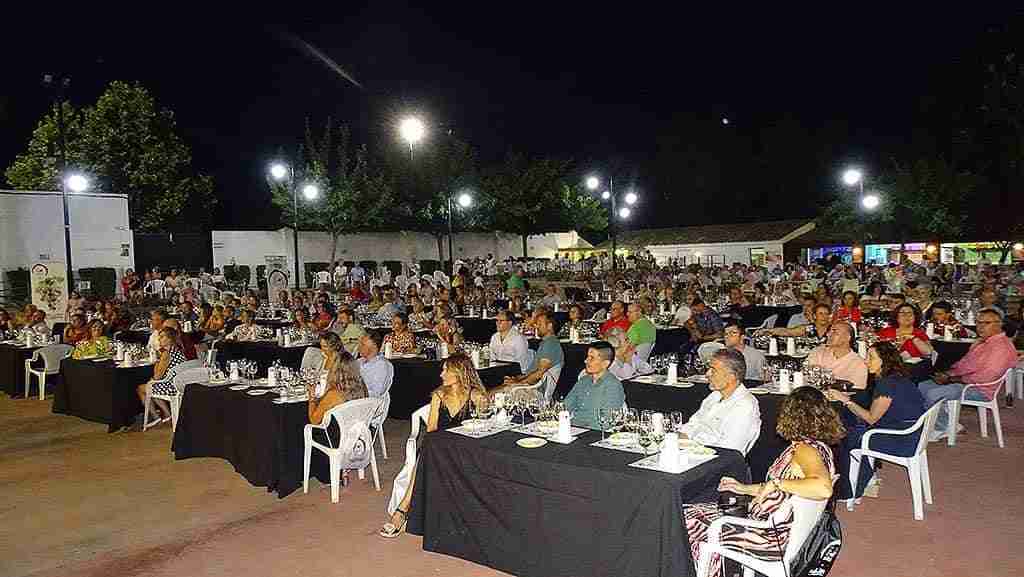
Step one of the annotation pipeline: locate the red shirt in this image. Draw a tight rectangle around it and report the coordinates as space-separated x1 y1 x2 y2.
832 306 862 324
600 316 631 336
876 326 930 358
349 287 367 301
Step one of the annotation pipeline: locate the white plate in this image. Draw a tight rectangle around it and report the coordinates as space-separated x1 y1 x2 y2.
461 419 489 431
247 389 270 396
229 384 251 391
608 431 638 446
516 437 548 448
536 421 559 435
679 438 716 455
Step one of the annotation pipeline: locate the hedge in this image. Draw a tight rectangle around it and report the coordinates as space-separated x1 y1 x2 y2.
78 268 117 299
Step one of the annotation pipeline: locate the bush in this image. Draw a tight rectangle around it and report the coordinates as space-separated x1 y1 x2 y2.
380 260 403 278
4 268 30 304
78 268 117 299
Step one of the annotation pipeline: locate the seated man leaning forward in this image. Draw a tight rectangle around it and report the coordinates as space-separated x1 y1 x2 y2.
678 349 762 454
563 343 625 430
501 310 563 393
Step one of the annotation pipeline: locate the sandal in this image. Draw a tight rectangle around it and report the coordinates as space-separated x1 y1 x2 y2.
380 509 408 538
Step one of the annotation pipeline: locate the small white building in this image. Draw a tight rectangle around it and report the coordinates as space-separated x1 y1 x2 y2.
0 190 134 288
605 219 815 266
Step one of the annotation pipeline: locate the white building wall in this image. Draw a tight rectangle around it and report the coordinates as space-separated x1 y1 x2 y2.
647 241 785 266
211 229 583 286
0 191 134 287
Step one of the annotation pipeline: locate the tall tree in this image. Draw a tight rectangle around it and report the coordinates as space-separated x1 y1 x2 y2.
269 120 393 265
4 81 215 231
486 156 575 257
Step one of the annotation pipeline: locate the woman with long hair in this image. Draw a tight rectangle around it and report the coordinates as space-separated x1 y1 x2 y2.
832 290 863 324
826 341 926 499
72 320 112 359
307 349 368 425
380 353 487 538
876 304 934 361
135 326 188 428
63 313 90 345
685 387 844 577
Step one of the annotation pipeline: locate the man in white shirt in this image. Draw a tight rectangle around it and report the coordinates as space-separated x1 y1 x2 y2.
488 309 530 372
605 328 653 380
540 284 563 309
724 320 765 380
786 295 817 328
679 349 762 454
146 309 168 357
349 263 366 285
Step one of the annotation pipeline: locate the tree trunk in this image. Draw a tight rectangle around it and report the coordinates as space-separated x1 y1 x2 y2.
330 233 340 268
521 234 528 259
436 234 444 264
996 241 1012 264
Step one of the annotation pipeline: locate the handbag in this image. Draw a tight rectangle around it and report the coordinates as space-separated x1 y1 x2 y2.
717 491 752 517
787 497 843 577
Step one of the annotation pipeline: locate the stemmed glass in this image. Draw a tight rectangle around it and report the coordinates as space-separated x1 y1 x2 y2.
598 407 616 441
637 424 653 455
670 411 684 433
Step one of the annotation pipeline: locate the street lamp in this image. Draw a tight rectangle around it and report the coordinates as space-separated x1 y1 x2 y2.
270 162 319 290
457 191 473 208
399 116 426 160
586 174 640 270
841 167 881 264
66 173 89 193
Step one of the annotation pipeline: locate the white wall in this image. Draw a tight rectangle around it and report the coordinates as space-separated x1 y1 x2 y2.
211 229 584 286
647 241 785 266
0 191 134 288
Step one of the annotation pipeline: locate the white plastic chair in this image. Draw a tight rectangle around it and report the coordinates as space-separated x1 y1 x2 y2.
695 492 833 577
187 277 203 291
316 271 331 287
220 290 237 303
945 368 1013 448
1011 365 1024 400
635 342 654 363
745 314 778 337
370 391 392 460
848 401 942 520
144 279 167 299
303 397 382 503
540 363 563 403
301 347 325 372
143 359 203 432
387 403 430 516
24 344 73 400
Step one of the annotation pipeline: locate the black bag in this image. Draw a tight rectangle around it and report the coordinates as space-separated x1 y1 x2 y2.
789 498 843 577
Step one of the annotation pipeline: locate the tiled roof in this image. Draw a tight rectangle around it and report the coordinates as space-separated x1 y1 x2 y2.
597 219 813 249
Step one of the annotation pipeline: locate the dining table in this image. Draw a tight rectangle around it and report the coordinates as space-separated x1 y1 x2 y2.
52 358 154 431
0 342 42 397
409 426 748 577
388 357 520 419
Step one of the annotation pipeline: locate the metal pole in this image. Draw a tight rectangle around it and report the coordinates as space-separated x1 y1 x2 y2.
292 168 301 291
610 176 617 271
447 192 455 276
55 78 75 296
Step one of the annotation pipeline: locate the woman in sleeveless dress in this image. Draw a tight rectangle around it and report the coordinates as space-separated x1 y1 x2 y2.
380 353 487 538
684 386 845 577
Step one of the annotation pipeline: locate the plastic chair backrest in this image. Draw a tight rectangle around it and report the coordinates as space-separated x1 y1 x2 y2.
370 393 390 427
910 401 944 457
542 364 563 402
316 271 331 283
300 347 325 372
409 403 431 439
188 277 202 290
320 397 379 468
764 314 779 329
523 348 537 372
781 495 831 566
174 365 211 391
697 341 725 363
635 342 654 363
39 344 74 371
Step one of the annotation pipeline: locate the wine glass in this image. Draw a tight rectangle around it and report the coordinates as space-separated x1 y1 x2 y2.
598 407 616 441
637 425 653 455
670 411 684 433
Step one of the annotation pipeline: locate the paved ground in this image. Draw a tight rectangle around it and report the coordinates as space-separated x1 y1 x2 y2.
2 393 1022 577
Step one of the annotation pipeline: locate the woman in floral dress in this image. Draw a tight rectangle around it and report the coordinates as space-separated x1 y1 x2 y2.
684 386 845 577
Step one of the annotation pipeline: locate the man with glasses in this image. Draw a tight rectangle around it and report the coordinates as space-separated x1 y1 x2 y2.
599 301 631 337
918 308 1018 441
805 322 868 390
489 310 530 372
677 349 761 454
724 320 764 380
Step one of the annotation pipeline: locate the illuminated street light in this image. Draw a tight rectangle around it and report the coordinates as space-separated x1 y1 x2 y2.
618 207 631 219
302 183 319 200
457 191 473 208
624 191 638 205
842 168 863 186
399 117 425 145
270 163 288 181
861 193 880 210
66 173 89 193
586 176 600 191
601 190 611 200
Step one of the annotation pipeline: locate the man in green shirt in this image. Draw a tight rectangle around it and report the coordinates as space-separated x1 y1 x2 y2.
563 343 625 430
331 308 366 355
625 303 656 349
502 310 564 399
506 266 525 293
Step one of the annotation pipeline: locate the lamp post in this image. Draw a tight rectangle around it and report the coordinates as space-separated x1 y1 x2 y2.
270 162 318 290
586 174 637 271
842 168 881 265
43 73 79 295
400 116 468 275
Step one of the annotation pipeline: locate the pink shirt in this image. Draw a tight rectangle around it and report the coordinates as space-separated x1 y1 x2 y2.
807 346 868 390
948 332 1018 399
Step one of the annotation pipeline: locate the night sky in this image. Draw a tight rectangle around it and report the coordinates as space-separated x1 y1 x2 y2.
1 6 1016 232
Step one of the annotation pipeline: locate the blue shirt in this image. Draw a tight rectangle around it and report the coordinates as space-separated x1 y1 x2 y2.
532 335 564 372
563 370 625 430
358 354 395 397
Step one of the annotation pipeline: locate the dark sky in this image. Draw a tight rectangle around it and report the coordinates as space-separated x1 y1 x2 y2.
1 6 1017 231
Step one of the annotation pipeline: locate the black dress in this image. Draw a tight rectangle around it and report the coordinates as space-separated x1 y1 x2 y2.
407 396 469 535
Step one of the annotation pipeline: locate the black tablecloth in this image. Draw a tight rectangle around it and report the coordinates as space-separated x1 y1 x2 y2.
215 341 312 374
735 305 803 329
117 330 151 345
455 316 496 344
652 327 691 356
411 429 749 577
254 318 292 329
0 344 41 397
388 359 519 419
52 359 153 432
931 339 972 372
172 383 331 498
